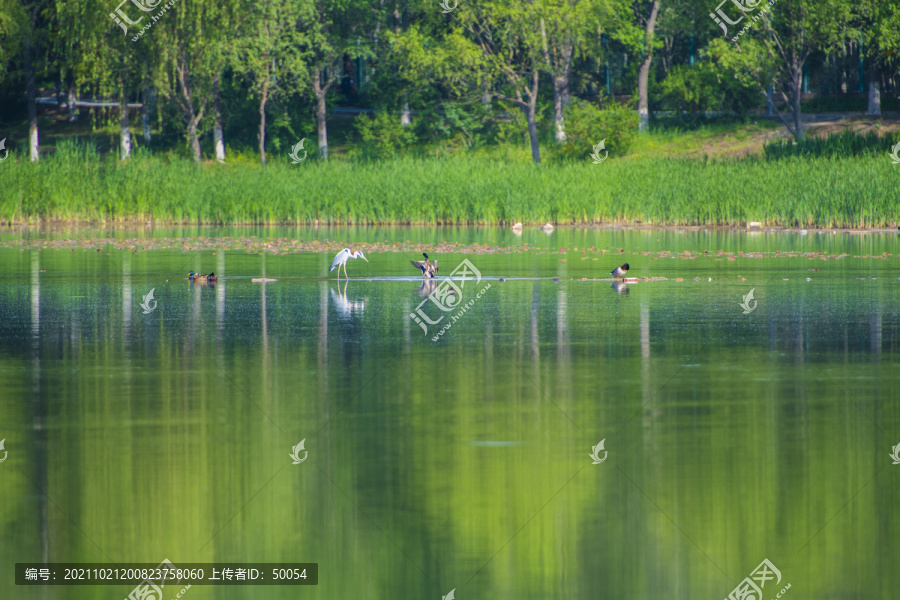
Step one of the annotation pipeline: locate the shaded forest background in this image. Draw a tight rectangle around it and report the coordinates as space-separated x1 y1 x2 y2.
1 0 900 165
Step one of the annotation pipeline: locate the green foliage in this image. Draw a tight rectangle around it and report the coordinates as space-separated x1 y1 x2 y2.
2 0 887 164
415 102 490 151
494 108 539 148
558 98 639 160
354 111 417 159
659 60 761 114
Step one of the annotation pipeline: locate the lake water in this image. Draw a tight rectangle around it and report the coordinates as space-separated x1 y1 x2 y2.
1 225 898 600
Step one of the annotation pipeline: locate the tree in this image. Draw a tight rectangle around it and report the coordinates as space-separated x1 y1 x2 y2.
301 0 372 160
538 0 617 143
858 0 900 117
634 0 660 131
155 0 237 161
55 0 143 159
5 0 48 161
608 0 661 132
874 3 900 117
743 0 854 141
458 0 545 163
235 0 309 165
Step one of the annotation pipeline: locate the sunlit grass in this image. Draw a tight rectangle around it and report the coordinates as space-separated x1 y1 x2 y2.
1 141 896 228
630 121 783 158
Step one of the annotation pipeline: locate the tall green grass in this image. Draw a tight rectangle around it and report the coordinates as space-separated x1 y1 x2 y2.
1 140 897 228
764 130 897 160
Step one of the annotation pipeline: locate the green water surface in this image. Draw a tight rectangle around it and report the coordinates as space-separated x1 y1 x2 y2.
1 226 899 600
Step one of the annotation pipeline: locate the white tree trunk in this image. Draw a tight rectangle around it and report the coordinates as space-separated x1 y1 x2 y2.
120 97 131 160
214 126 225 162
214 80 225 162
24 37 39 162
553 75 569 143
68 84 78 122
867 75 881 116
400 99 411 127
29 126 39 162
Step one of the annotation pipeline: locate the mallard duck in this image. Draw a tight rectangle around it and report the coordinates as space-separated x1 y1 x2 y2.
610 263 630 279
411 253 439 278
189 270 217 284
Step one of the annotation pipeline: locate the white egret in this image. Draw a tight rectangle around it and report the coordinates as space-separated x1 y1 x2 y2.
329 248 368 279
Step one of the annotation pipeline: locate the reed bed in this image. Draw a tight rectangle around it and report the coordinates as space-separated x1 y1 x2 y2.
764 130 896 160
1 142 896 228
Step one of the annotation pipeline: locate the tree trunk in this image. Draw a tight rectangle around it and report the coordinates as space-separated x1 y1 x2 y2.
400 98 411 127
119 93 131 160
525 101 540 165
176 62 204 162
637 0 661 132
552 71 570 144
259 78 269 167
68 83 78 122
540 20 573 144
791 59 803 141
142 85 154 141
214 78 225 162
188 117 202 161
313 73 331 160
23 29 39 162
867 64 881 116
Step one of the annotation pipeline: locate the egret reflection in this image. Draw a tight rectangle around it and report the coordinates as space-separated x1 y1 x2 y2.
330 280 367 316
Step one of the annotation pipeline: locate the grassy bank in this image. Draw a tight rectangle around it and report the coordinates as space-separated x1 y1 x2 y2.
1 145 897 228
